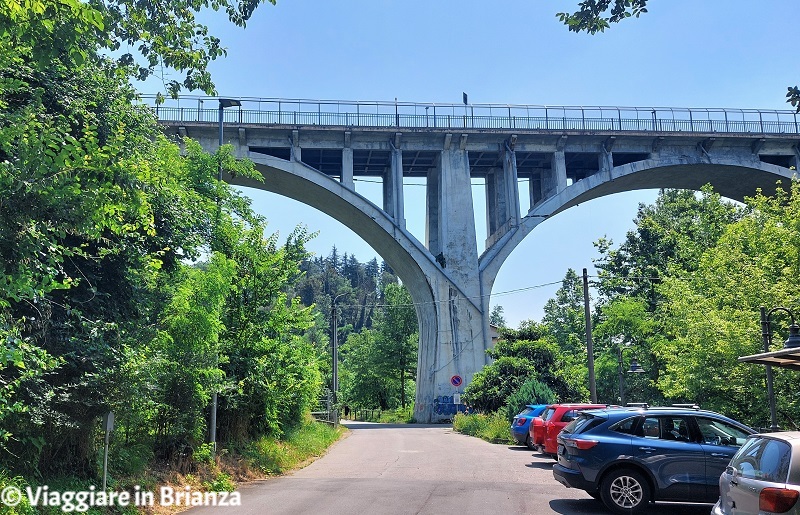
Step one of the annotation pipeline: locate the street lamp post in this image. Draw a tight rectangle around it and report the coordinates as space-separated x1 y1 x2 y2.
616 340 646 405
760 306 800 431
217 98 242 182
209 98 242 456
331 292 348 413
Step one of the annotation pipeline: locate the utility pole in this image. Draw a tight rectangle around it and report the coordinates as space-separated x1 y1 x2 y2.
583 268 597 403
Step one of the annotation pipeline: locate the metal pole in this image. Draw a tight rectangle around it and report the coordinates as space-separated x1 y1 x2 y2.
761 306 778 431
102 428 110 490
583 268 597 403
332 301 338 406
617 346 625 405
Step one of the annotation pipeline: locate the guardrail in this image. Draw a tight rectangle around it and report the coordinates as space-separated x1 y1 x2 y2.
141 95 800 135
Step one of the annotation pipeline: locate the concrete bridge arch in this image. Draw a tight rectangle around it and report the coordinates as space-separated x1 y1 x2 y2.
227 153 489 424
155 96 800 422
479 157 797 294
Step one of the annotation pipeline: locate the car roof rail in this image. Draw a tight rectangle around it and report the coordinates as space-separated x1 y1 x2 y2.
626 402 649 409
671 403 701 410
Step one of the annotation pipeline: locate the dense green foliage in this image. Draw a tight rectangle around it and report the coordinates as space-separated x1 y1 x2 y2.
463 321 585 413
0 1 323 483
0 0 277 96
503 378 556 423
452 411 514 445
338 282 418 410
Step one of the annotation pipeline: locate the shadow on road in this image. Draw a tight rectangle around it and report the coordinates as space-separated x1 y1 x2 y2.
526 461 555 470
506 446 533 452
549 498 713 514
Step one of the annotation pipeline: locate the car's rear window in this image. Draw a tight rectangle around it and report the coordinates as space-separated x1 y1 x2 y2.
562 414 604 435
541 408 556 421
730 437 792 483
518 407 535 417
610 416 640 435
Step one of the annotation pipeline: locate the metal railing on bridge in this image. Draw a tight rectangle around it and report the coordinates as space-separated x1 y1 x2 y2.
141 95 800 135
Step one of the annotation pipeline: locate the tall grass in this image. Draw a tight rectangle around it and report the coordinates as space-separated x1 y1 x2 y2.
452 412 514 444
238 420 344 475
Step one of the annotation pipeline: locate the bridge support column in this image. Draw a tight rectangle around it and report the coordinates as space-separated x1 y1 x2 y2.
599 151 613 178
415 148 488 423
541 151 567 198
485 146 521 247
341 147 354 189
383 142 405 227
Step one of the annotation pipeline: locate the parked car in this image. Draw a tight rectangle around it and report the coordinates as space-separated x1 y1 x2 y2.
511 404 548 449
551 405 755 515
530 403 610 457
714 431 800 515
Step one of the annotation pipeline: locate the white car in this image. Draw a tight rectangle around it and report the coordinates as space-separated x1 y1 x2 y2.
714 431 800 514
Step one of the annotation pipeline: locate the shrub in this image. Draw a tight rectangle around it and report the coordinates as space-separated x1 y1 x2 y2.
504 378 556 423
452 412 514 444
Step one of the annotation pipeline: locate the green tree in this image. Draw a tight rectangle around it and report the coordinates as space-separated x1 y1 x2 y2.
594 187 741 308
0 0 278 96
489 305 507 328
503 378 556 423
464 330 586 413
374 283 417 408
654 181 800 427
542 268 586 354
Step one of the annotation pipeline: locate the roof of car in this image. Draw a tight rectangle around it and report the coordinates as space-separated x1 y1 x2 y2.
752 431 800 442
581 406 734 417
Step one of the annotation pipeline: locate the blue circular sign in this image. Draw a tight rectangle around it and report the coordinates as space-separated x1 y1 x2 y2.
450 375 463 387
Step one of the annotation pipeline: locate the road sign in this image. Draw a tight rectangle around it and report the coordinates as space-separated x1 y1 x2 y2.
450 375 463 387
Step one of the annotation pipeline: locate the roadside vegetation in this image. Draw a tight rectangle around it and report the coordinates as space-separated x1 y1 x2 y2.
5 0 800 503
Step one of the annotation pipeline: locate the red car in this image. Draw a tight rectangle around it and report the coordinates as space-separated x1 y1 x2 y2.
529 403 610 457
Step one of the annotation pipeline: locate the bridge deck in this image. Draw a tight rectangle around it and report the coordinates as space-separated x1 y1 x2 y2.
144 96 800 136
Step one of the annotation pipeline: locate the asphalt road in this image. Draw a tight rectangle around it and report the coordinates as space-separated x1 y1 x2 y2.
188 421 714 514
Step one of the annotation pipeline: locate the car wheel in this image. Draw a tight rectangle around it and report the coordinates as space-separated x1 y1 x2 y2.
525 434 534 450
599 468 651 515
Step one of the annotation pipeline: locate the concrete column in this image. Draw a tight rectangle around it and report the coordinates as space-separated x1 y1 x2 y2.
484 168 502 237
599 151 613 178
291 130 301 162
382 146 405 228
529 170 544 206
341 147 354 189
543 151 567 198
435 149 480 298
425 167 441 257
502 146 521 226
414 148 487 423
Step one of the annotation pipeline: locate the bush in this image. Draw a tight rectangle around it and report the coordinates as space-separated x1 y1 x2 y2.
452 412 514 444
504 378 556 423
0 473 34 515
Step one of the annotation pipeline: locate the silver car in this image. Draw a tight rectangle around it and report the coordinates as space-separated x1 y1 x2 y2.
714 431 800 515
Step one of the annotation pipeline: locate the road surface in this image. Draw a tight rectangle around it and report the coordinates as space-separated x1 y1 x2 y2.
189 421 713 514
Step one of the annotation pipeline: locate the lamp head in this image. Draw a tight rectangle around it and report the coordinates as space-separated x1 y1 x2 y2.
628 358 646 374
219 98 241 109
784 323 800 349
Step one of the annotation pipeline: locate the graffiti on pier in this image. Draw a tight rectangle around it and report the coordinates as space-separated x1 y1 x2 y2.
433 395 467 416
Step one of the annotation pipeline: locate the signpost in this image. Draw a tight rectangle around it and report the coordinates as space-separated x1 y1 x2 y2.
102 412 114 490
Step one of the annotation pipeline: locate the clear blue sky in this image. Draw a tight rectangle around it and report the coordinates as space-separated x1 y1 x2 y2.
138 0 796 327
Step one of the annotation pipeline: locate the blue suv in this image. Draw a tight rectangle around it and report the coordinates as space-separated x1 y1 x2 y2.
552 405 754 515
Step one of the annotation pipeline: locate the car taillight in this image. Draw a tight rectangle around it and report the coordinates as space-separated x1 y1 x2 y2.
760 488 800 513
515 418 526 427
563 438 598 450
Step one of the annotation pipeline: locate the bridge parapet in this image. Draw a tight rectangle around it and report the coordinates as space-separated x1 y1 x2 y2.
144 95 800 135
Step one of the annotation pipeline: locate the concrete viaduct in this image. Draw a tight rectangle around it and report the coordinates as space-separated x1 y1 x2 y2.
150 97 800 422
